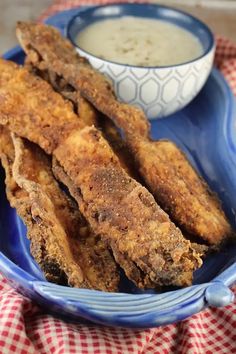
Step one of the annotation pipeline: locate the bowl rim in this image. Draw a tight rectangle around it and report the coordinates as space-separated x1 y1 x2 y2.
66 2 215 70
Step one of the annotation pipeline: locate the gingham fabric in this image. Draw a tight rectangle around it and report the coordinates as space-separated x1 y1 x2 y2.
0 1 236 353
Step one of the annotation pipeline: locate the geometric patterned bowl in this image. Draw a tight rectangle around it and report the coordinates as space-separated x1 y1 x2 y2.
1 39 235 328
67 3 215 119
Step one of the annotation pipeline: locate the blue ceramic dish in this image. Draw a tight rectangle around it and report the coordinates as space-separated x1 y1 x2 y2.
0 9 236 328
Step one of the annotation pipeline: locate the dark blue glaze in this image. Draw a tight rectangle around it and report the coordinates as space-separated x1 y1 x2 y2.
0 9 235 328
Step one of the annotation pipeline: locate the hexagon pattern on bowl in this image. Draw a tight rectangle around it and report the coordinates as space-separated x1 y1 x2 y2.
81 50 214 119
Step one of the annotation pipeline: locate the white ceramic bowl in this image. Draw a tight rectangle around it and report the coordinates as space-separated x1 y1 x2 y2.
67 3 215 119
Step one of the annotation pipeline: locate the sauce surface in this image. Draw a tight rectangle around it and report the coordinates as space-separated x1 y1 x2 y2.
76 16 204 67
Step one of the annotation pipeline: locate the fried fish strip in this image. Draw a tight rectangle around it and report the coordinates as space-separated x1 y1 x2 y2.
25 60 138 178
0 126 29 217
0 127 119 290
0 58 202 288
52 157 149 288
0 126 67 284
16 22 232 244
25 60 98 127
0 59 81 154
53 127 202 288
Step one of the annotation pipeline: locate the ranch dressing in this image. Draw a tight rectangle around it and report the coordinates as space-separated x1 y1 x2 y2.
76 16 204 67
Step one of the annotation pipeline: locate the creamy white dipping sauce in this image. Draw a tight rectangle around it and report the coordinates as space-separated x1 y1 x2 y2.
76 16 204 67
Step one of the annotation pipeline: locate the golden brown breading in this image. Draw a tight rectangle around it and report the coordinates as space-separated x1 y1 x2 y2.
25 59 138 179
134 139 233 244
25 60 98 127
52 157 149 288
53 127 203 288
0 126 66 284
0 127 119 290
0 58 81 154
0 59 203 288
190 243 209 257
0 126 29 213
97 117 141 180
13 135 120 290
16 22 232 244
16 22 150 137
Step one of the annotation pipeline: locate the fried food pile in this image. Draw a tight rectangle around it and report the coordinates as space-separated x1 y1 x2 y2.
0 126 119 290
0 22 233 292
16 21 232 245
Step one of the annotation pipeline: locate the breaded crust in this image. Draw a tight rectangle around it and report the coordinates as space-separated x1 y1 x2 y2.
52 157 152 288
16 21 149 138
0 58 81 154
16 22 233 244
134 139 233 244
0 126 30 216
25 60 138 179
0 126 66 284
0 59 203 288
54 127 203 288
0 127 119 290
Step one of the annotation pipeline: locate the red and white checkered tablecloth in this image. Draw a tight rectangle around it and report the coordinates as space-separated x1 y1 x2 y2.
0 1 236 353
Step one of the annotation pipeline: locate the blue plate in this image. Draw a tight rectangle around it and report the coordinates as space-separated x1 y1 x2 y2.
0 8 236 328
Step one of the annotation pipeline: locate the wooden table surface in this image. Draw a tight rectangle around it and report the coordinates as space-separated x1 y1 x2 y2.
0 0 236 55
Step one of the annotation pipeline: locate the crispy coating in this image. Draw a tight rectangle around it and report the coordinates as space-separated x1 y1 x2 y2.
97 117 140 180
16 22 150 138
0 58 81 154
25 60 138 179
0 126 66 284
0 59 203 288
16 22 233 244
13 135 119 290
134 139 233 244
0 127 119 290
0 126 29 213
52 157 149 288
53 127 203 288
25 60 98 127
